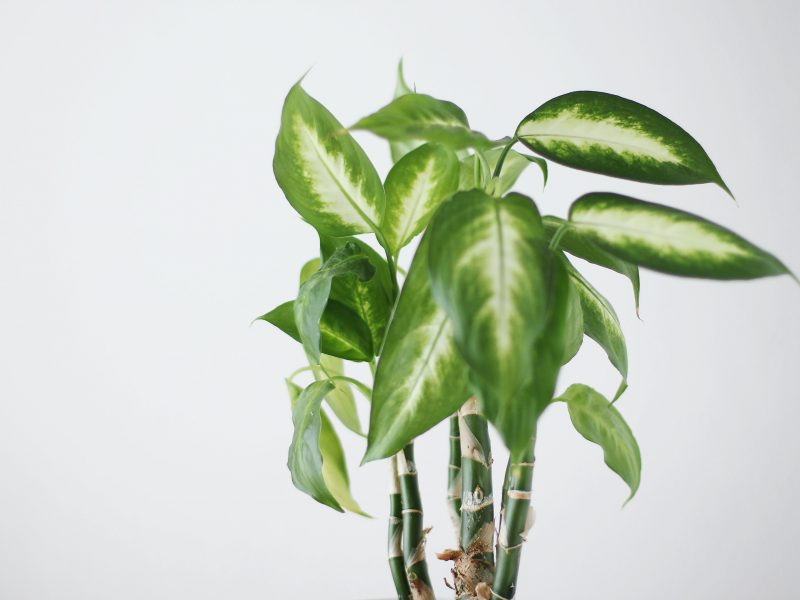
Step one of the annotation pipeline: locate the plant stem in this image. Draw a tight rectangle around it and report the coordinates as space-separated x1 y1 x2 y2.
398 444 435 600
492 137 517 179
493 432 537 600
389 455 412 600
447 415 463 543
456 398 495 598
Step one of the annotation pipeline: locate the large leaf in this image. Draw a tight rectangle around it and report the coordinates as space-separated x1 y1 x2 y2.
352 92 497 151
459 148 548 195
364 233 470 462
320 355 363 437
428 190 551 453
295 242 375 363
569 193 790 279
389 60 422 162
273 83 385 236
320 236 393 352
382 143 460 255
545 215 640 311
256 299 372 362
563 258 628 381
557 384 641 501
286 380 342 511
516 91 730 192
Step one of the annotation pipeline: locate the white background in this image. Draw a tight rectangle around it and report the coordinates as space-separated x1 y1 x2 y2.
2 1 799 598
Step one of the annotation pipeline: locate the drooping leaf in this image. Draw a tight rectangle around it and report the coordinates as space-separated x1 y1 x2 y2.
427 190 551 454
516 91 730 193
257 299 373 362
352 92 499 151
320 236 393 351
274 82 385 236
459 148 548 195
318 408 370 516
563 258 628 381
553 254 584 366
286 380 342 511
545 215 640 310
382 143 460 255
389 60 422 162
364 233 470 462
557 383 641 501
295 242 375 363
569 193 790 279
320 354 364 437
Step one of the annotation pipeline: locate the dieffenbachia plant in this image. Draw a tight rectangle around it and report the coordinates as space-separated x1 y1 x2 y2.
257 63 793 600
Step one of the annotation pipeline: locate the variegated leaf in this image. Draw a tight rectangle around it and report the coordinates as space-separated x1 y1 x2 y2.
295 242 375 363
352 92 498 151
428 190 551 453
364 232 470 462
382 143 460 255
516 91 730 192
545 215 641 311
274 83 384 236
459 148 548 195
320 236 393 352
389 60 422 162
569 193 790 279
557 383 641 501
563 258 628 381
257 299 373 362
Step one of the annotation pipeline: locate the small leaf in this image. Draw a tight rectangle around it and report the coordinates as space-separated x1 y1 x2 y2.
257 300 373 362
569 193 790 279
274 82 385 236
364 232 470 462
382 143 460 255
286 380 342 511
460 148 548 195
564 258 628 381
557 383 641 501
295 242 375 363
320 354 364 437
545 215 640 310
299 258 321 285
389 60 422 162
427 190 551 454
320 236 393 352
353 93 499 151
516 91 730 192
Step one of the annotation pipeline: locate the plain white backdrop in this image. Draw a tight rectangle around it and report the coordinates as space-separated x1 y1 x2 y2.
1 1 799 598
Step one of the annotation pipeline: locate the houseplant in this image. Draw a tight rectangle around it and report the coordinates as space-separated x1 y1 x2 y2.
257 63 792 600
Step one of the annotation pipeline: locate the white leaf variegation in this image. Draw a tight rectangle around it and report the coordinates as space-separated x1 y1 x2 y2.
364 233 470 462
428 190 552 454
382 143 460 255
569 193 790 280
274 83 385 236
516 91 730 192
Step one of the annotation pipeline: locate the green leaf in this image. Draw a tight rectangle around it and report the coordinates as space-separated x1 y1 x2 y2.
516 91 730 192
554 254 584 366
299 258 321 285
320 236 393 352
460 148 548 195
545 215 640 311
353 92 498 151
286 380 342 512
364 232 471 462
569 193 790 280
428 190 552 454
382 143 460 255
389 60 422 162
295 242 375 363
273 82 385 236
563 258 628 381
319 408 370 516
257 299 373 362
557 383 641 501
320 354 364 437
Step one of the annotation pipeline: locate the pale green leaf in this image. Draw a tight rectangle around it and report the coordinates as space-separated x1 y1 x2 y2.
364 232 470 462
295 242 375 363
427 190 552 453
563 258 628 380
319 409 370 516
382 143 460 255
274 83 385 236
459 148 548 195
299 258 321 285
557 383 641 501
257 300 373 362
320 354 364 437
389 60 422 162
516 91 730 192
569 193 790 279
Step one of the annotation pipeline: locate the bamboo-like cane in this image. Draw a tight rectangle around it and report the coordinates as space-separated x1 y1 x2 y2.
389 455 412 599
447 415 463 543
